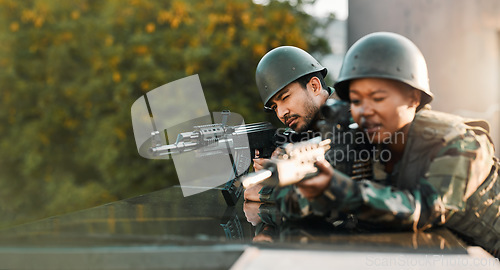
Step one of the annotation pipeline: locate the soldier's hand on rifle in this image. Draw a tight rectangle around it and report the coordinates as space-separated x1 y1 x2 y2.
252 148 281 171
296 159 334 199
247 148 282 202
252 149 267 171
244 183 264 202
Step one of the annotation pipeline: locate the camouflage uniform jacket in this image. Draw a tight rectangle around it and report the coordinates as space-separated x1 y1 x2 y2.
275 110 500 256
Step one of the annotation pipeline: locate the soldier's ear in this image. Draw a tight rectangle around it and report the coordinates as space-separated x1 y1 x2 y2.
308 77 322 96
410 89 421 109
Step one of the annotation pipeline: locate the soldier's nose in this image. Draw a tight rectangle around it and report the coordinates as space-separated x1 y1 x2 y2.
276 106 289 120
360 103 374 116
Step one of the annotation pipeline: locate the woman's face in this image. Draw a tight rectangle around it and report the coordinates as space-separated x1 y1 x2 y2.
349 78 420 144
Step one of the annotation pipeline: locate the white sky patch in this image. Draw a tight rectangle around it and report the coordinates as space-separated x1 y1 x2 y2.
253 0 348 20
304 0 348 20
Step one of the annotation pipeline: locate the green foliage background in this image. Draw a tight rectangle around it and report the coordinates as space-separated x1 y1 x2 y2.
0 0 331 228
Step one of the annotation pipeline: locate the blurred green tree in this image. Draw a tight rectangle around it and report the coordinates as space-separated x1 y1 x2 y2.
0 0 332 228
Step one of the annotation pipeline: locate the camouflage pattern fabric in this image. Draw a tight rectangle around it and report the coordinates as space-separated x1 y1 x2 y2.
272 110 500 257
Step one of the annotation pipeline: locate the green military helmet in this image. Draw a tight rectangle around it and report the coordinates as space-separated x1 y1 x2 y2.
256 46 327 108
334 32 433 109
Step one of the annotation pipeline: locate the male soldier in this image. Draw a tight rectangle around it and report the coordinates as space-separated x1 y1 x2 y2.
244 46 333 202
283 32 499 257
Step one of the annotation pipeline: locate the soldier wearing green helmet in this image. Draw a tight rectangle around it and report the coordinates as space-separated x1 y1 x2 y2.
274 32 499 257
334 31 433 111
244 46 334 203
255 46 333 133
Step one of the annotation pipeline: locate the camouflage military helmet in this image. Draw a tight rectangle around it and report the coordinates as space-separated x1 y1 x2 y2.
334 32 433 108
256 46 327 107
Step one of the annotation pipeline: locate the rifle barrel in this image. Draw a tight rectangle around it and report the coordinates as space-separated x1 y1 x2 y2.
149 141 198 156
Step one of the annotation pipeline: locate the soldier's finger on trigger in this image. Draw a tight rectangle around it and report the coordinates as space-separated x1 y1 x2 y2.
253 159 263 171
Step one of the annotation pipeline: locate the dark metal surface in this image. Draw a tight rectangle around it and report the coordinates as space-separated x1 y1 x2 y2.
0 186 252 247
0 185 471 269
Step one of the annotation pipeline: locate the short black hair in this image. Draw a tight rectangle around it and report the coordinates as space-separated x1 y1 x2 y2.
294 71 328 90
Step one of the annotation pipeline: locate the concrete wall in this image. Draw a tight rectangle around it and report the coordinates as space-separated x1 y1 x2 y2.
348 0 500 153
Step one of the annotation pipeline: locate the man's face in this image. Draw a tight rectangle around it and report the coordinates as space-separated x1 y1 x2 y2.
267 81 320 132
349 78 419 144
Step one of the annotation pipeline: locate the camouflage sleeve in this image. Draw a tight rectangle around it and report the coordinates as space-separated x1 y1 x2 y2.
270 185 314 220
257 185 276 203
277 131 495 230
250 184 313 220
424 130 495 223
256 184 319 220
294 172 441 230
267 161 429 227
